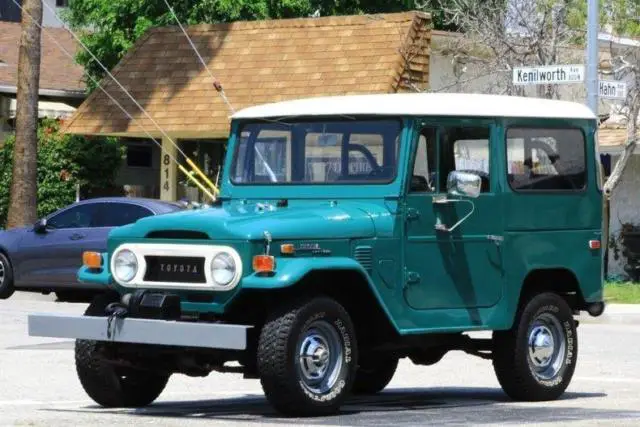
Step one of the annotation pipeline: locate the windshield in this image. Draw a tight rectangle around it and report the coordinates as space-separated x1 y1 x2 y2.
231 119 402 185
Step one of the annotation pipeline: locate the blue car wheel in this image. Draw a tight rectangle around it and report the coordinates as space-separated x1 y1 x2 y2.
0 252 15 299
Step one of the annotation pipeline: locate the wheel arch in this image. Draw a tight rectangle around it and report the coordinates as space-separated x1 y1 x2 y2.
230 266 400 347
517 267 586 313
0 246 12 264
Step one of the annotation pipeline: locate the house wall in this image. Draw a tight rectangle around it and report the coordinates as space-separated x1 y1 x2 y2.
42 0 67 28
607 154 640 279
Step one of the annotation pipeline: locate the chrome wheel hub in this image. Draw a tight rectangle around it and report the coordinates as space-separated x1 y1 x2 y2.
529 326 554 367
297 320 343 394
527 313 566 381
0 261 4 286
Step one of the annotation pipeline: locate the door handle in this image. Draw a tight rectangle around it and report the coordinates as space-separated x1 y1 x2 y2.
69 233 85 241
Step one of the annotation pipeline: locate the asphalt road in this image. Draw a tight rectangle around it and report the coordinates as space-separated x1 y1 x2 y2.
2 292 640 426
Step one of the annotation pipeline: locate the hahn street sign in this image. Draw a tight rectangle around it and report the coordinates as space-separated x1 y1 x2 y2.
599 80 627 100
513 65 585 85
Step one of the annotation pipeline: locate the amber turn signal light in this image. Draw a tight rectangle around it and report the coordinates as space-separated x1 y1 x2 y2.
280 243 295 255
253 255 275 273
83 251 102 269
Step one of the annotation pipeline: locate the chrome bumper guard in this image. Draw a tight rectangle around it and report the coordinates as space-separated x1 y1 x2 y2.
28 313 250 350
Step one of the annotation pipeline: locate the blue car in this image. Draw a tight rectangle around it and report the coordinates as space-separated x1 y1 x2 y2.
0 197 184 301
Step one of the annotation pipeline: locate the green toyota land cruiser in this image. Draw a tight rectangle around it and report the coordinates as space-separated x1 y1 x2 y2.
29 93 606 416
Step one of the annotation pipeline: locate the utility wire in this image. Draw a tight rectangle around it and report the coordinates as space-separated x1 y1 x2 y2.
10 0 217 201
162 0 236 115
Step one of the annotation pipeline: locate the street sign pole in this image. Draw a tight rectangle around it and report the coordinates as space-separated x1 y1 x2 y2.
586 0 599 115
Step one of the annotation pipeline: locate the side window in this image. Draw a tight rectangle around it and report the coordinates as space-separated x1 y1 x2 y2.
440 126 491 192
95 203 154 227
47 205 95 229
506 128 586 191
410 128 437 192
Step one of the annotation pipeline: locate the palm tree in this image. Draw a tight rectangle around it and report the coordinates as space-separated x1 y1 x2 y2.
7 0 42 229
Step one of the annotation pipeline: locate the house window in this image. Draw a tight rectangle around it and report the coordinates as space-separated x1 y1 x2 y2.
126 145 153 168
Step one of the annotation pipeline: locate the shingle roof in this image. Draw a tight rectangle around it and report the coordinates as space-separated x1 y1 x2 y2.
62 11 431 137
0 21 85 94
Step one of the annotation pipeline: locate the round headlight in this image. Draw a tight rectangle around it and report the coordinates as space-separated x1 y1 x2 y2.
113 249 138 283
211 252 236 286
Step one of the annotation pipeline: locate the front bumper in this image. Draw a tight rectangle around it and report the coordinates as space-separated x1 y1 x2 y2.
28 313 250 350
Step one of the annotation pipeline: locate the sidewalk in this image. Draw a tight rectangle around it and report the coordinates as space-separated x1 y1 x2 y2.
577 303 640 325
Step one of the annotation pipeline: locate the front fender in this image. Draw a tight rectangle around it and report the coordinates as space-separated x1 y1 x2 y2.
77 252 112 286
241 256 396 329
241 257 372 289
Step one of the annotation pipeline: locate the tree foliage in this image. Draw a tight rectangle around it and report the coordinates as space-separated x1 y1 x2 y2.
0 119 125 228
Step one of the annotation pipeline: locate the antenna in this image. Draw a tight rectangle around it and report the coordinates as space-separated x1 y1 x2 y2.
10 0 216 201
39 0 221 197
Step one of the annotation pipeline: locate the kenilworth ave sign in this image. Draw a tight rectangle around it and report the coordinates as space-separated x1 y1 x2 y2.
513 65 585 85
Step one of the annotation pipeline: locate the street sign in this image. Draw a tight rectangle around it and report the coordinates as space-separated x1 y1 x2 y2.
513 64 585 85
599 80 627 100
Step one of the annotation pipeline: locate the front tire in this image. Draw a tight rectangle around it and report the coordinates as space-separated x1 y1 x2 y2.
75 293 170 407
0 252 15 299
257 297 358 416
492 292 578 401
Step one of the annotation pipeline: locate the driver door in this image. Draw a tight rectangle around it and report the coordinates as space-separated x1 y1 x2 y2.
16 203 98 286
403 122 504 317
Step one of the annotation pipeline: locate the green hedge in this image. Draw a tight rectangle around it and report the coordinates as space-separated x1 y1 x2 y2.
0 118 125 228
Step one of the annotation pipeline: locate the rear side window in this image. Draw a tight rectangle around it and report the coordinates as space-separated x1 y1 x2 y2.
506 128 586 191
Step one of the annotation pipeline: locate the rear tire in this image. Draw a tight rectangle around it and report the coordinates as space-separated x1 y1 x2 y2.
492 292 578 401
257 296 358 416
75 292 170 407
352 356 398 394
0 252 15 300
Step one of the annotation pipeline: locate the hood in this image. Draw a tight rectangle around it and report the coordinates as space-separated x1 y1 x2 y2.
110 200 380 241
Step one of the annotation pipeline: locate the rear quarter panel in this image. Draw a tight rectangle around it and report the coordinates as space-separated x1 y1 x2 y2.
499 117 603 327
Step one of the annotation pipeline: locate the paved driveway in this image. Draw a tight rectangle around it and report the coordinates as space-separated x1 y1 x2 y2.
2 293 640 426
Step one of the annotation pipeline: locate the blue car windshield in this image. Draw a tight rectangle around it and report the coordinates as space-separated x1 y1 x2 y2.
231 119 402 185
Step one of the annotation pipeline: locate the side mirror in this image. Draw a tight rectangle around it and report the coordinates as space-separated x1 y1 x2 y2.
446 171 481 199
33 218 48 234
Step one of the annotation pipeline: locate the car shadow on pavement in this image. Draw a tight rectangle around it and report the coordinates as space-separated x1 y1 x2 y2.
43 387 634 425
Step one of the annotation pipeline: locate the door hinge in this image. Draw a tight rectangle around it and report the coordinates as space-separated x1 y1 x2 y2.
405 270 420 287
406 207 419 221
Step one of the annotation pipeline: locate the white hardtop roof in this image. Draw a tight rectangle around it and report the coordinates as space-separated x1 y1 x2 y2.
232 93 597 121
